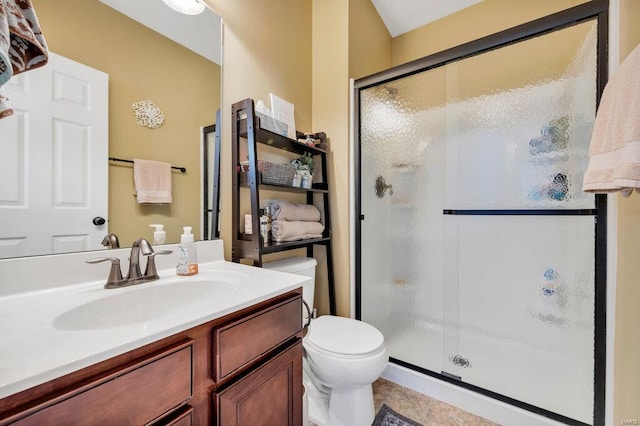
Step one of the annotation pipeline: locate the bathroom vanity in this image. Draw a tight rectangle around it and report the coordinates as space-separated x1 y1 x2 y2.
0 241 304 425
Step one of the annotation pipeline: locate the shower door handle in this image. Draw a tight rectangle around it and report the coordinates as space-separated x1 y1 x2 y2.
375 176 393 198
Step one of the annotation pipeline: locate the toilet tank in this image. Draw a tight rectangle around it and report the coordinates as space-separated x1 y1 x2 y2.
264 257 317 315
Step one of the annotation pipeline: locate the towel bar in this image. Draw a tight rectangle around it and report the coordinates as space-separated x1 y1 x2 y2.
108 157 186 173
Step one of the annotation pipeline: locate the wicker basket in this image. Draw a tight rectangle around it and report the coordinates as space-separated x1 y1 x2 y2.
259 160 297 186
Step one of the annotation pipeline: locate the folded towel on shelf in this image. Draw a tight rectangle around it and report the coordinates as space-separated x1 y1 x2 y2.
0 0 49 119
133 159 172 204
583 42 640 196
271 220 324 242
269 200 321 222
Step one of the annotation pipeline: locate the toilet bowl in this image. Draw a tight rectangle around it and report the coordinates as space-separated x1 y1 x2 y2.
265 257 388 426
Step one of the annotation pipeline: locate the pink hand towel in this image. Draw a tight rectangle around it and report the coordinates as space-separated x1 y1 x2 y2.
133 159 172 204
582 42 640 195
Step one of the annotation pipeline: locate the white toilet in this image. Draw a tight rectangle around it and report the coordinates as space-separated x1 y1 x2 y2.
265 257 388 426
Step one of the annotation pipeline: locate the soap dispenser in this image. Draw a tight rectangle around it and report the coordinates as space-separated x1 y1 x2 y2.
149 224 166 245
177 226 198 276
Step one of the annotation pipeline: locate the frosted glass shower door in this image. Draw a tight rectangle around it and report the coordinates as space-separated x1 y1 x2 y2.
442 20 598 424
358 15 601 426
359 67 447 374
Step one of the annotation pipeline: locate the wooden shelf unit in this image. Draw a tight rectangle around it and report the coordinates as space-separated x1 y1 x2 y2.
231 98 336 315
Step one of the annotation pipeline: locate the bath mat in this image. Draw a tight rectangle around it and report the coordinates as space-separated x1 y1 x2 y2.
372 404 422 426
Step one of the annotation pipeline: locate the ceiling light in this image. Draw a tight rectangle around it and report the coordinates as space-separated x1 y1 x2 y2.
161 0 205 15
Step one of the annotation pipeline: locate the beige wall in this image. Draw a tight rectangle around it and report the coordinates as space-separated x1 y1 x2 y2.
348 0 392 80
34 0 220 245
614 0 640 423
204 0 313 265
311 0 350 316
391 0 589 66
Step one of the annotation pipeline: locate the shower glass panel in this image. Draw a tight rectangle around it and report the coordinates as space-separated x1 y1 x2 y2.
452 215 595 422
444 21 596 211
359 18 599 425
360 66 446 374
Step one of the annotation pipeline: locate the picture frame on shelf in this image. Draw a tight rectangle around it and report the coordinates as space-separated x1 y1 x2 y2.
270 93 296 140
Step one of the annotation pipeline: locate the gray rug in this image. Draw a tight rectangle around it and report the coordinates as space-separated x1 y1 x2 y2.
372 404 422 426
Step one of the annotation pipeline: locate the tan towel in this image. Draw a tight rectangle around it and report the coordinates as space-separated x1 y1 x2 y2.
269 200 321 222
583 43 640 195
271 220 324 242
133 159 172 204
0 0 49 118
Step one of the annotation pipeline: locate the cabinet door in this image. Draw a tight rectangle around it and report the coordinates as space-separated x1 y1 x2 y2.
215 341 302 426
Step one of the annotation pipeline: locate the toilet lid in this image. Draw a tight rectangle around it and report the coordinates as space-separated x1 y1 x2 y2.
305 316 384 356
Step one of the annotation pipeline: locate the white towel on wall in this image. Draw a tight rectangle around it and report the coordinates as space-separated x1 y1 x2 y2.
582 42 640 196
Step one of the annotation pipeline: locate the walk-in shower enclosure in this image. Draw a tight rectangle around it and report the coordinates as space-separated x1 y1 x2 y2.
355 3 607 425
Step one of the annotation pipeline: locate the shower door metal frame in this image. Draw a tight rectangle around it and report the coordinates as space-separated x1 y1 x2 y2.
354 1 609 425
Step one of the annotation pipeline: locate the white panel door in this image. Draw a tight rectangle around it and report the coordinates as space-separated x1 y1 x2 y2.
0 53 108 258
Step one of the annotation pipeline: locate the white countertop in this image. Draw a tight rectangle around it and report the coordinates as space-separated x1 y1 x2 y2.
0 241 305 399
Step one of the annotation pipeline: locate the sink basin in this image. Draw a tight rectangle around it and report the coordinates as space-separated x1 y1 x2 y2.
53 279 238 330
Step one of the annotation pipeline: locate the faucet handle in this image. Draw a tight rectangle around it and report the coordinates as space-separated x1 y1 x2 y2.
86 257 123 288
143 250 173 279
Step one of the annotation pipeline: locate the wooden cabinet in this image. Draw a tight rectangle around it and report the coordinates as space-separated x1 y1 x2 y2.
0 289 303 426
216 341 302 426
231 98 336 315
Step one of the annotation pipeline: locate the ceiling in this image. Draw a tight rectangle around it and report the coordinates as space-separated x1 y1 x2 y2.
99 0 222 65
371 0 483 37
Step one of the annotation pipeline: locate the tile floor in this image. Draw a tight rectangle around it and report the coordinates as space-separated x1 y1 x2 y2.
372 378 499 425
309 378 499 425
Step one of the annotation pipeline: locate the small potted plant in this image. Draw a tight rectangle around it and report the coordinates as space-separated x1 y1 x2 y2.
290 152 314 188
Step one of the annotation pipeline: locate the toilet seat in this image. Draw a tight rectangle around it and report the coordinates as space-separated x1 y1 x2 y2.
304 316 384 358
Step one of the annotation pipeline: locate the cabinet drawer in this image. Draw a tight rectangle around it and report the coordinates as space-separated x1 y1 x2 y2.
13 341 193 425
214 295 302 381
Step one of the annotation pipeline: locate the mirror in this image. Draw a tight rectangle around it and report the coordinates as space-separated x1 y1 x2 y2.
0 0 221 259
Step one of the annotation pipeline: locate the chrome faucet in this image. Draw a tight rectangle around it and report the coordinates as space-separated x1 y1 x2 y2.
87 238 172 289
101 233 120 249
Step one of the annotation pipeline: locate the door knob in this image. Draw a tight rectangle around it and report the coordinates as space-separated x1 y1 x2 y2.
93 216 106 226
375 176 393 199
